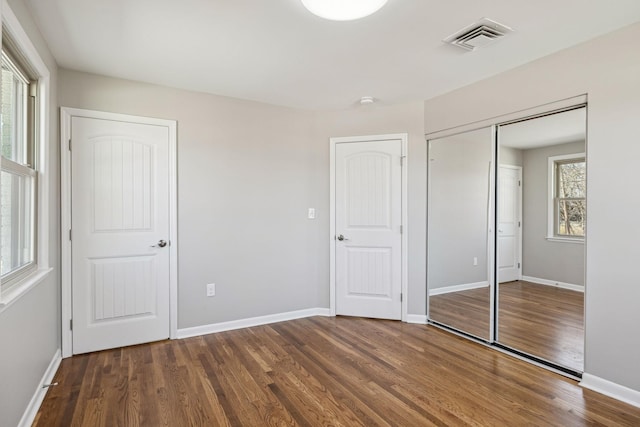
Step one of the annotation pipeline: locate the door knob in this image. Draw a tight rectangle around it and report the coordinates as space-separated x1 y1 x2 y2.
151 240 168 248
336 234 349 241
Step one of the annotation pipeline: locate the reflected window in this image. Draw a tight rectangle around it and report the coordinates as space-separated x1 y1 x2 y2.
549 154 585 238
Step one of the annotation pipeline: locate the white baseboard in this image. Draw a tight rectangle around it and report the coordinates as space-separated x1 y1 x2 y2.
429 281 489 296
406 314 428 324
176 307 332 339
521 276 584 293
18 349 62 427
580 373 640 408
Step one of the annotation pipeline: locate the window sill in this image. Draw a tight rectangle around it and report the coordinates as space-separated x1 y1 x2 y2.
545 236 585 244
0 268 53 314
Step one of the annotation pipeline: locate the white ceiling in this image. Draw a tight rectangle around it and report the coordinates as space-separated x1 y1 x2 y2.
499 107 586 150
25 0 640 110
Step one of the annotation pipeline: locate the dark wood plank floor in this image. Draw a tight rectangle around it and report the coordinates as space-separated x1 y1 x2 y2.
429 280 584 371
34 316 638 426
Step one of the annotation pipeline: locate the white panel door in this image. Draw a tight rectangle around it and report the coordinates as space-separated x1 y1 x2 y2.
498 165 522 283
71 116 171 354
335 139 402 320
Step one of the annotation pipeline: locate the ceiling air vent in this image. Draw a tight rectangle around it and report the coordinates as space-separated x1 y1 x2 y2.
444 18 513 51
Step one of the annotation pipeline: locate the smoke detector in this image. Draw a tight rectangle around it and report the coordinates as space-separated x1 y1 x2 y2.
444 18 513 51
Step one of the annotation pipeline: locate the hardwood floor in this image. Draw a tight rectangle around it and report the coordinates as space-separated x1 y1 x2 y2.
429 280 584 371
499 280 584 371
34 316 639 426
429 286 491 340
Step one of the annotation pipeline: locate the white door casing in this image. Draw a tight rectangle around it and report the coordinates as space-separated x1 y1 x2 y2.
330 135 407 320
61 108 177 356
498 165 522 283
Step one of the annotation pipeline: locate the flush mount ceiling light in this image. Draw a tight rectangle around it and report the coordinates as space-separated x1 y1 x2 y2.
301 0 388 21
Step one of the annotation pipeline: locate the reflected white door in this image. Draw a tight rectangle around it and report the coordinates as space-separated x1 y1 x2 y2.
498 165 522 283
335 139 402 320
71 116 171 354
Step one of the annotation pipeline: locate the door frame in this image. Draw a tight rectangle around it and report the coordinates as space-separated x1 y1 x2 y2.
329 133 408 321
60 107 178 358
497 164 523 283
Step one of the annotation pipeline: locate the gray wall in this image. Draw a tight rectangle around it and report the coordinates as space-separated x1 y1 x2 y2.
58 72 322 328
500 146 523 167
424 22 640 391
57 70 427 327
0 1 60 426
521 141 585 286
428 128 493 289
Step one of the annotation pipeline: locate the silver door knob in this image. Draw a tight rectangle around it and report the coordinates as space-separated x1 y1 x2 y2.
151 240 168 248
337 234 349 241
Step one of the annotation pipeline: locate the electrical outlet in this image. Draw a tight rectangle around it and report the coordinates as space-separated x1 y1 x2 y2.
308 208 316 219
473 257 478 266
206 283 216 297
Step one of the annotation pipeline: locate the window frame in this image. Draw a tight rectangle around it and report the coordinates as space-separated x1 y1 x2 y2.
1 49 38 290
0 4 52 310
1 49 30 163
547 152 586 243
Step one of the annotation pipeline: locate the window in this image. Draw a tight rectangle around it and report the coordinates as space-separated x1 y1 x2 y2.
1 48 37 292
0 6 51 308
548 153 585 240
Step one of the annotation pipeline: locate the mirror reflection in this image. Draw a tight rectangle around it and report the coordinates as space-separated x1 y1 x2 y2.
427 127 493 340
497 107 586 372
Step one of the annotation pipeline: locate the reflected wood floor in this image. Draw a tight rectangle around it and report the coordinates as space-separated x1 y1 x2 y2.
499 280 584 371
34 316 638 427
429 286 491 340
430 280 584 371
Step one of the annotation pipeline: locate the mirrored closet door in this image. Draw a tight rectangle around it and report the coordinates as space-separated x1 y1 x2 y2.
427 127 494 341
496 107 586 372
427 104 586 375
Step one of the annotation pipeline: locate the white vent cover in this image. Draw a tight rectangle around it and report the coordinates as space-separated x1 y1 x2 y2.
444 18 513 51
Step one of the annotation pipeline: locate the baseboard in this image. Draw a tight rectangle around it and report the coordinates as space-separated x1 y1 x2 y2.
18 349 62 427
176 308 332 339
521 276 584 293
580 373 640 408
406 314 428 324
428 281 489 296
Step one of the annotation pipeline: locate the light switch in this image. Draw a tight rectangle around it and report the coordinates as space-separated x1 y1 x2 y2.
308 208 316 219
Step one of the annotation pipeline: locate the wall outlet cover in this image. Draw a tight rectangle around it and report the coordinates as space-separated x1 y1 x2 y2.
206 283 216 297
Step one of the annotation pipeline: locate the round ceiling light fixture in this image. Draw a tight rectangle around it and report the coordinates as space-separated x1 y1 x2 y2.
301 0 388 21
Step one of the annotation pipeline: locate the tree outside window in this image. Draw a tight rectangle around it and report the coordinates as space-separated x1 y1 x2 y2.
554 158 585 238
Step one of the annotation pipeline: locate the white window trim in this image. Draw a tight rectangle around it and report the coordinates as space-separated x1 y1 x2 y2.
0 1 52 311
547 152 585 243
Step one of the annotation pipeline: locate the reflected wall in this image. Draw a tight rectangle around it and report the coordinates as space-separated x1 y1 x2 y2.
427 127 493 340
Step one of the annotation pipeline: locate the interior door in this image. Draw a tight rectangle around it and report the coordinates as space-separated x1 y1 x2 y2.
498 165 522 283
335 138 402 320
71 116 171 354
